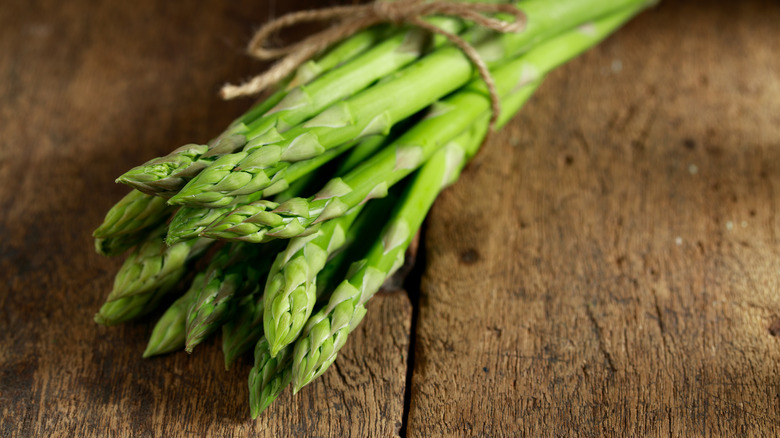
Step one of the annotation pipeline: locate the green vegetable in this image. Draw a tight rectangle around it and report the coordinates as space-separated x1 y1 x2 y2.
143 273 204 358
93 189 174 239
263 206 363 358
89 0 654 419
94 229 211 325
221 292 265 370
185 242 279 352
105 227 211 302
248 338 293 418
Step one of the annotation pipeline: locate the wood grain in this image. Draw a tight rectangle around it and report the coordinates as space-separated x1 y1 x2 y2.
3 0 780 436
408 1 780 436
0 0 411 436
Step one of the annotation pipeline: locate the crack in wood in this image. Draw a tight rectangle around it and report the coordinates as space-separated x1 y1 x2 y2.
584 303 618 373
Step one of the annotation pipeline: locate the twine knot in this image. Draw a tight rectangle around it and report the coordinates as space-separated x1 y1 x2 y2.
373 1 410 24
221 0 526 131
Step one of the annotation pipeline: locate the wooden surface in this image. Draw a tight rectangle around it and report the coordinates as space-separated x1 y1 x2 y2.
410 1 780 436
1 0 779 437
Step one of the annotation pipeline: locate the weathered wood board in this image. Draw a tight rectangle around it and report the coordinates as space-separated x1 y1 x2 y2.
1 0 779 437
0 1 411 436
408 1 780 436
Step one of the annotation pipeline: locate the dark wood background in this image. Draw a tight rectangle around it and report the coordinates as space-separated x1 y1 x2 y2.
1 0 779 436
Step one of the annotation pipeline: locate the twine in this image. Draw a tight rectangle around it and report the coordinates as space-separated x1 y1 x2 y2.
221 0 526 131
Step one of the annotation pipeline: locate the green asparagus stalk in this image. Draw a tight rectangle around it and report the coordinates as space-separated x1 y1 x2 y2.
117 133 256 198
93 189 174 239
119 22 443 199
166 0 651 210
221 292 264 370
95 232 150 258
185 242 280 352
105 226 212 302
169 134 391 245
248 338 293 419
143 273 204 358
165 133 391 244
164 134 386 237
248 212 396 408
243 197 403 415
163 145 348 244
166 205 232 245
94 231 212 326
93 190 176 256
263 206 363 358
94 286 171 326
291 5 648 392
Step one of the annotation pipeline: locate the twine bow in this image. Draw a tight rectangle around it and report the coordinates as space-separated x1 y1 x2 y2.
221 0 526 131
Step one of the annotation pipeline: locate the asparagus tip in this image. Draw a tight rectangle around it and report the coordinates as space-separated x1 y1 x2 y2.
167 195 184 206
93 313 108 325
143 340 171 358
185 333 198 353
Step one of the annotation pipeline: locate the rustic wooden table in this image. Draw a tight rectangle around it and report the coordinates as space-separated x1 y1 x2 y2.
2 0 779 436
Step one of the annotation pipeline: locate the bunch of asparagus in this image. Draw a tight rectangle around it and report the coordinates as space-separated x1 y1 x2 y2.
92 0 654 417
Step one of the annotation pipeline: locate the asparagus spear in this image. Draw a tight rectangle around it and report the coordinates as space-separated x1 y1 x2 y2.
166 0 652 209
248 338 293 419
221 292 264 370
94 286 172 326
185 242 280 352
117 133 255 198
143 273 204 358
93 190 176 256
95 232 150 258
93 189 174 239
242 196 403 414
163 148 344 244
262 206 364 358
118 22 444 199
165 132 394 245
167 206 232 245
94 230 212 325
105 226 212 302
